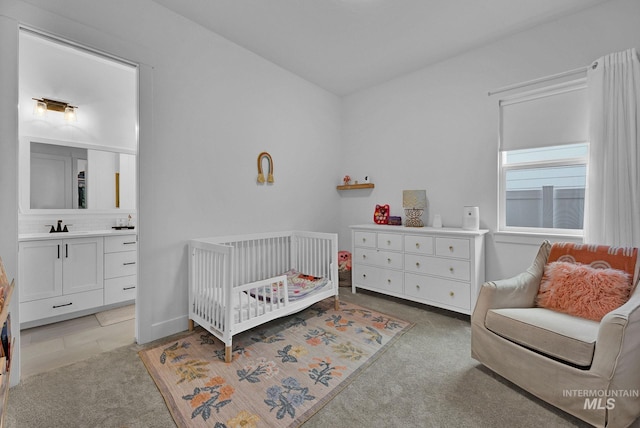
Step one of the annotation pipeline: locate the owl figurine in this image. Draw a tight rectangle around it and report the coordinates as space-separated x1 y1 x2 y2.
374 204 390 224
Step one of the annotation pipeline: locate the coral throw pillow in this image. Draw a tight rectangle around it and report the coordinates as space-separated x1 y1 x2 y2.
537 261 632 321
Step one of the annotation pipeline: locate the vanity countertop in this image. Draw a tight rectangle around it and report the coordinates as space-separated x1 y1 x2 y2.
18 229 137 242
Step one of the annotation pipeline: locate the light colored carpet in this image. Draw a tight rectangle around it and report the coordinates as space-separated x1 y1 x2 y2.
139 300 412 427
7 291 640 427
95 304 135 327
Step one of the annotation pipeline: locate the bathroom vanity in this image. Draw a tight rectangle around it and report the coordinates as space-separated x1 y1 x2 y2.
18 230 137 327
17 135 138 327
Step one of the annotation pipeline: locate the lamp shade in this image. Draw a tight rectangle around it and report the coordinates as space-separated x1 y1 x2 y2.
33 99 47 117
64 106 77 122
402 190 427 209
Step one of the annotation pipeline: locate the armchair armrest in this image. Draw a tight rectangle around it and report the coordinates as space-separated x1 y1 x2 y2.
471 240 550 326
592 286 640 378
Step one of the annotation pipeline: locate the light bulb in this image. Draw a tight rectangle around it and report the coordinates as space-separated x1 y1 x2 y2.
33 100 47 117
64 106 77 122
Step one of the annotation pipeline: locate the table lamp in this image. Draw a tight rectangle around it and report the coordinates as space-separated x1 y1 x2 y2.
403 190 427 227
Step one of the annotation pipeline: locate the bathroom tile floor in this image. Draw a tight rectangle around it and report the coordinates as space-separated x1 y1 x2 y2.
20 306 135 378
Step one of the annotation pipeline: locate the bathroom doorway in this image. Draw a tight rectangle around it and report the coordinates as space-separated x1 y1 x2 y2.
17 28 139 376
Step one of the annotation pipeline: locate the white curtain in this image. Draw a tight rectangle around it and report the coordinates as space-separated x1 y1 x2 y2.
584 48 640 247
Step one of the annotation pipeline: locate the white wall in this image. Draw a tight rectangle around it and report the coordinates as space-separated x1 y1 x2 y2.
0 0 342 345
339 0 640 282
87 149 116 209
19 30 136 150
118 153 136 210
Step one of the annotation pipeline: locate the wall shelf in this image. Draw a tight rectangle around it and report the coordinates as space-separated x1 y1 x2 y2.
336 183 375 191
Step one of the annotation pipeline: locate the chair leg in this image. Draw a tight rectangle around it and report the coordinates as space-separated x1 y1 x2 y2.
225 346 232 363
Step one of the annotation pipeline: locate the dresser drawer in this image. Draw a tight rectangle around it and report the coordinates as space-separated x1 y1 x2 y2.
404 273 470 311
376 268 404 294
404 235 434 255
435 237 470 259
354 248 379 266
404 254 470 281
104 275 137 305
353 264 378 288
376 250 403 270
377 233 403 251
354 231 377 248
353 265 403 294
20 289 103 323
354 248 403 269
105 251 137 279
105 235 138 253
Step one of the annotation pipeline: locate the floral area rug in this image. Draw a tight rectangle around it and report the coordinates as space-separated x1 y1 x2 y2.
139 299 413 428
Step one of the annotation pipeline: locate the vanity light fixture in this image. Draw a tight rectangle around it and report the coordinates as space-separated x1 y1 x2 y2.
32 98 78 122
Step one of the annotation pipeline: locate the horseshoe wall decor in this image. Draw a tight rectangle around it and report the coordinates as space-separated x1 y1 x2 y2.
257 151 274 183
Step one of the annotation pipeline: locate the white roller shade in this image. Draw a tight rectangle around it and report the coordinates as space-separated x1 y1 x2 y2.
500 80 588 151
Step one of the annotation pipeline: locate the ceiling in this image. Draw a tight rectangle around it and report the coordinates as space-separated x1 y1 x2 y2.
152 0 610 95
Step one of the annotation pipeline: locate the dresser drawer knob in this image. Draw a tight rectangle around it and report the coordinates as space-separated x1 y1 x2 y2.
449 267 454 273
415 262 420 268
415 285 420 290
362 254 367 259
449 245 454 252
362 274 367 278
415 243 420 249
450 291 455 297
362 238 366 243
387 279 391 284
387 258 391 263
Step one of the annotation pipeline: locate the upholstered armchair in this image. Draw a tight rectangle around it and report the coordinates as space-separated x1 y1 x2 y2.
471 241 640 428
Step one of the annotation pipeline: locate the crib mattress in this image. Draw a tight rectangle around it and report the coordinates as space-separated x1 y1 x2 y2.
192 272 331 329
250 269 329 302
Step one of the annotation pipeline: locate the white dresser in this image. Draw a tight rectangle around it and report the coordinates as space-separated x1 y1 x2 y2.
350 224 488 315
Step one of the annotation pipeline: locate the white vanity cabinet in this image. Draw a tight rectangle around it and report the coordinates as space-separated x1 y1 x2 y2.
19 236 104 323
104 235 137 305
351 224 488 315
18 231 137 326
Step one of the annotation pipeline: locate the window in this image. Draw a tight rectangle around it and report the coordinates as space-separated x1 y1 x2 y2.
499 80 588 234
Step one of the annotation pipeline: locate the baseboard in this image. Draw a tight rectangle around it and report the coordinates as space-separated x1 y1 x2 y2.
138 313 189 345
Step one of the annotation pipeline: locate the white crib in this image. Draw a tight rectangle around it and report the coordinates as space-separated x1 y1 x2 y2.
188 230 339 362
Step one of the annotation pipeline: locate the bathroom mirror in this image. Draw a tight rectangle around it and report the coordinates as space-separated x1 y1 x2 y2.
30 142 87 209
20 137 136 212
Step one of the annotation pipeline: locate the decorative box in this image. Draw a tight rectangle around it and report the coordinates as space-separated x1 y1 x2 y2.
388 216 402 225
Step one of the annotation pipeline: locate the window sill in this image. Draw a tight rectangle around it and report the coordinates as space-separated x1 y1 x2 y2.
494 230 583 246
